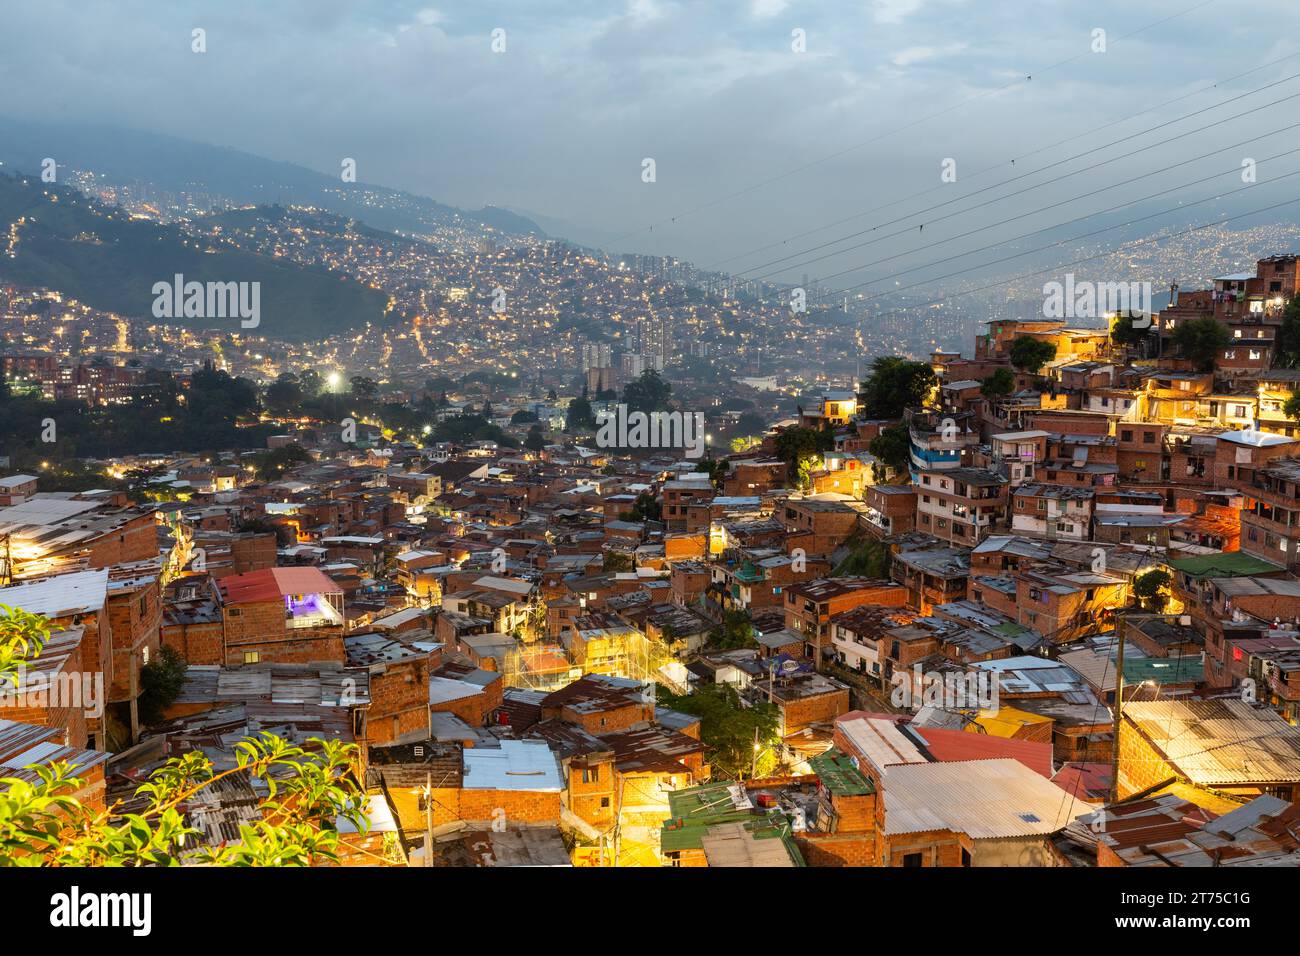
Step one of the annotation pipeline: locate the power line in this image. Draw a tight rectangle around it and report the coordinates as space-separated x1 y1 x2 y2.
821 192 1300 314
750 140 1300 292
601 0 1224 248
807 151 1300 298
711 50 1300 272
741 78 1300 281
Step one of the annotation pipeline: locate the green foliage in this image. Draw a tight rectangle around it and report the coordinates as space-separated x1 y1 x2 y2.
620 491 661 523
858 356 936 419
0 604 48 691
511 409 539 424
138 646 189 727
867 423 910 474
980 367 1016 398
524 424 547 452
657 682 780 779
833 539 891 578
1285 391 1300 423
602 551 635 573
0 608 369 866
1133 569 1172 612
622 370 672 414
1277 295 1300 367
773 426 835 489
707 610 758 650
1170 316 1230 372
1008 335 1057 373
1110 312 1153 347
0 362 271 467
248 443 312 481
565 389 597 431
695 457 730 490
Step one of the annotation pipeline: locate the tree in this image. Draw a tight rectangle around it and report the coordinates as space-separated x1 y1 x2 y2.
565 388 596 431
858 357 936 419
1277 295 1300 367
867 423 910 474
349 376 379 399
735 411 768 435
1285 391 1300 423
1111 312 1153 348
602 551 635 573
1008 336 1057 374
511 409 538 425
833 538 891 578
695 457 730 490
1170 316 1230 373
773 426 835 489
622 370 672 414
621 491 661 522
980 367 1016 398
657 683 780 779
707 610 758 650
0 605 369 866
137 645 189 727
1133 569 1172 612
250 443 312 481
524 424 547 452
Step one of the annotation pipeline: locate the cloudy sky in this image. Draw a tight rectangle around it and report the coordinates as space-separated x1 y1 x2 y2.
3 0 1298 284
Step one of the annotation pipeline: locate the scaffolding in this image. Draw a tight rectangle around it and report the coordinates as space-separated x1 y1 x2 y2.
500 629 675 693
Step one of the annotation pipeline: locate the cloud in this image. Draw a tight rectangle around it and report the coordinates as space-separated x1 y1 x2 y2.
871 0 926 25
751 0 789 18
890 43 966 67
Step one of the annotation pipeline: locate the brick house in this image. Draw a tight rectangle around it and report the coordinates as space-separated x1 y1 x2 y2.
216 567 346 666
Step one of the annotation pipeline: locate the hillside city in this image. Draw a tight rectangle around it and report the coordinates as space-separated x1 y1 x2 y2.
5 233 1300 871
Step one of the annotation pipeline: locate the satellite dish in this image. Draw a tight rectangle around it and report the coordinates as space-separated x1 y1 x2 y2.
781 660 800 675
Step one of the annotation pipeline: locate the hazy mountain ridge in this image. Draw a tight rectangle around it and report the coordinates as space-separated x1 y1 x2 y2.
0 173 389 340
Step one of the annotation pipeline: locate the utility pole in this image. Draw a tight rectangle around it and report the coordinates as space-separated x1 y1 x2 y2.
423 771 433 868
1109 614 1127 804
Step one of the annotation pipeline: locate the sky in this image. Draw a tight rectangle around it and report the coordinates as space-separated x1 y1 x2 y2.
2 0 1299 284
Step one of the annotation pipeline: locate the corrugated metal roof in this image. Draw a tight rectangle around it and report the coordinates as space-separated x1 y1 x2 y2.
0 568 109 617
839 715 928 776
1123 699 1300 785
461 740 561 792
883 758 1092 839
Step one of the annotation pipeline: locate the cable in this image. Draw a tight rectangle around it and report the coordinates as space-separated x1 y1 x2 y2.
808 161 1300 300
743 80 1300 282
711 50 1300 271
754 135 1300 292
601 0 1225 248
817 172 1300 306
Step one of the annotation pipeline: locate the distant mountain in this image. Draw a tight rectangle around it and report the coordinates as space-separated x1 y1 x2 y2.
0 116 545 239
0 173 389 340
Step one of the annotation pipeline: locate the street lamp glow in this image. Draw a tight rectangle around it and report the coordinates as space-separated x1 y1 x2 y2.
326 371 342 389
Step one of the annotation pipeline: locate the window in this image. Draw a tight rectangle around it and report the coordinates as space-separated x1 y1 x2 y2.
600 797 610 808
902 853 923 867
243 651 260 664
1121 430 1133 442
